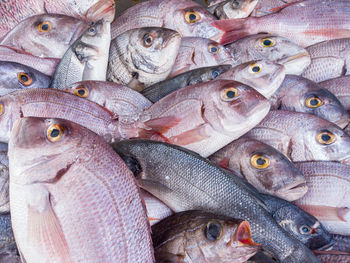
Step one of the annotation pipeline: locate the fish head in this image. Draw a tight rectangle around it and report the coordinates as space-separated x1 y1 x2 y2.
8 117 88 185
79 19 110 48
0 61 50 96
209 0 259 19
202 80 270 135
234 138 307 201
1 14 88 58
0 94 21 143
193 65 232 85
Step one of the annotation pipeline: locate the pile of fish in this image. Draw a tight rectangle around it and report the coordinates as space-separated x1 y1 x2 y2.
0 0 350 262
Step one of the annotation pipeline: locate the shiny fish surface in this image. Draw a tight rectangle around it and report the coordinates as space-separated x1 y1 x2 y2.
0 143 9 213
208 0 258 19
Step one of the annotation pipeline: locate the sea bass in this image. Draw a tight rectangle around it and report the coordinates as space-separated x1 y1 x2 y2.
152 210 260 263
142 79 270 157
209 137 307 201
319 76 350 112
207 0 258 19
8 117 154 262
213 0 350 47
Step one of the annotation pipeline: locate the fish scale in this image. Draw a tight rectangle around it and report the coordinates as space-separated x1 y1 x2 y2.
319 76 350 111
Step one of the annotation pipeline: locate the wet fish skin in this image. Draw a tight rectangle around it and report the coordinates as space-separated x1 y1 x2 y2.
207 0 258 19
141 65 231 103
331 234 350 251
0 143 9 213
217 60 286 98
152 210 259 263
251 0 299 17
225 34 310 75
112 139 322 263
209 137 307 201
169 37 233 78
0 61 51 96
0 213 19 263
317 254 350 263
245 110 350 163
107 27 181 91
8 117 154 262
270 75 350 129
319 76 350 112
0 14 88 58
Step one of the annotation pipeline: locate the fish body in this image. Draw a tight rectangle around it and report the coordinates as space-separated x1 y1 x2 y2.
0 213 19 263
152 210 259 263
0 61 50 96
217 60 286 98
107 27 181 91
8 117 154 262
317 254 350 263
251 0 299 17
141 65 231 103
0 143 9 213
112 139 322 263
142 79 270 157
319 76 350 112
225 34 310 75
245 110 350 163
207 0 258 19
209 137 307 201
294 161 350 235
332 234 350 251
270 75 350 128
169 37 233 78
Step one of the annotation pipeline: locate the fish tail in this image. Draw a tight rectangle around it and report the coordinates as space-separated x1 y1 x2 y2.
212 17 258 45
85 0 115 23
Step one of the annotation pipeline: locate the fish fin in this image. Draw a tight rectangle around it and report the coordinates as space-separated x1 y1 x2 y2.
128 78 146 92
211 17 258 45
168 124 210 146
218 157 230 169
27 197 72 263
144 116 182 135
85 0 115 23
268 1 302 13
297 204 350 222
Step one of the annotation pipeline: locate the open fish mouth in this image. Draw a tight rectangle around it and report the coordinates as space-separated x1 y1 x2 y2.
334 116 350 129
276 180 308 201
277 52 311 75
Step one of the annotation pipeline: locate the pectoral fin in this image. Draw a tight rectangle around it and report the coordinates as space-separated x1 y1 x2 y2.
168 124 210 145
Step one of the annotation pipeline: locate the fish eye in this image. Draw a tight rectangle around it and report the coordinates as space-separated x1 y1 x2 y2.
260 38 275 47
208 44 220 54
305 96 323 108
221 87 238 101
142 33 154 47
87 26 96 35
37 21 52 32
205 221 223 241
73 85 89 98
46 124 65 143
250 154 270 169
299 225 312 234
0 103 4 116
212 70 220 78
185 11 201 24
17 72 33 86
249 63 262 74
316 131 336 145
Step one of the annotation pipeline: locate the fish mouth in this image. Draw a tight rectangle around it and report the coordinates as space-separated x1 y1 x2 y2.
162 31 181 49
228 221 260 247
277 52 311 75
276 180 308 201
263 64 286 98
69 22 89 45
334 116 350 129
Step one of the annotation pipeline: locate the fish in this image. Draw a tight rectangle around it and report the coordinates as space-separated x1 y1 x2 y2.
217 60 286 98
0 143 9 213
50 19 112 90
207 0 258 19
141 65 231 103
0 61 51 96
141 79 270 157
294 161 350 235
111 139 322 263
251 0 299 17
8 117 154 262
168 37 234 78
301 38 350 82
152 210 260 263
0 45 59 76
212 0 350 47
261 194 333 250
0 14 88 58
319 76 350 112
0 213 20 263
246 251 278 263
245 110 350 163
225 34 311 75
209 137 307 201
62 81 152 119
107 27 181 91
141 190 173 226
111 0 223 41
317 254 350 263
332 234 350 251
270 75 350 129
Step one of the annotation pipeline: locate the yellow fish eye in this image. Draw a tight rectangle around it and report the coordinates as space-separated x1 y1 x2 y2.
250 154 270 169
17 72 33 86
205 221 223 241
142 33 154 47
37 21 52 32
47 124 65 143
249 63 262 74
208 44 220 54
73 85 89 98
221 87 238 101
316 131 336 145
185 11 201 24
260 38 275 47
0 104 4 116
305 96 323 108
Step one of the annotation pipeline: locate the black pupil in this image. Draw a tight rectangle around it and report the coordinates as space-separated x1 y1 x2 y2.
50 129 60 138
146 37 152 43
256 158 266 166
20 74 29 82
310 98 319 106
206 222 221 241
302 226 309 233
211 47 218 53
212 70 219 78
78 89 85 96
89 27 95 33
252 66 260 72
226 90 236 98
321 134 331 142
263 39 272 46
189 13 197 21
41 23 49 31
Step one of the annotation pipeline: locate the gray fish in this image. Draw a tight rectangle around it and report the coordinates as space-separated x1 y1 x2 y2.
207 0 258 19
270 75 350 129
332 234 350 251
141 65 231 103
112 139 322 263
0 213 19 263
0 143 9 213
0 61 50 96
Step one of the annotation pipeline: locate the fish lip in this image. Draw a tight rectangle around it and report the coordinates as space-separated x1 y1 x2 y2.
316 239 335 251
276 180 308 201
161 31 181 49
334 116 350 129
